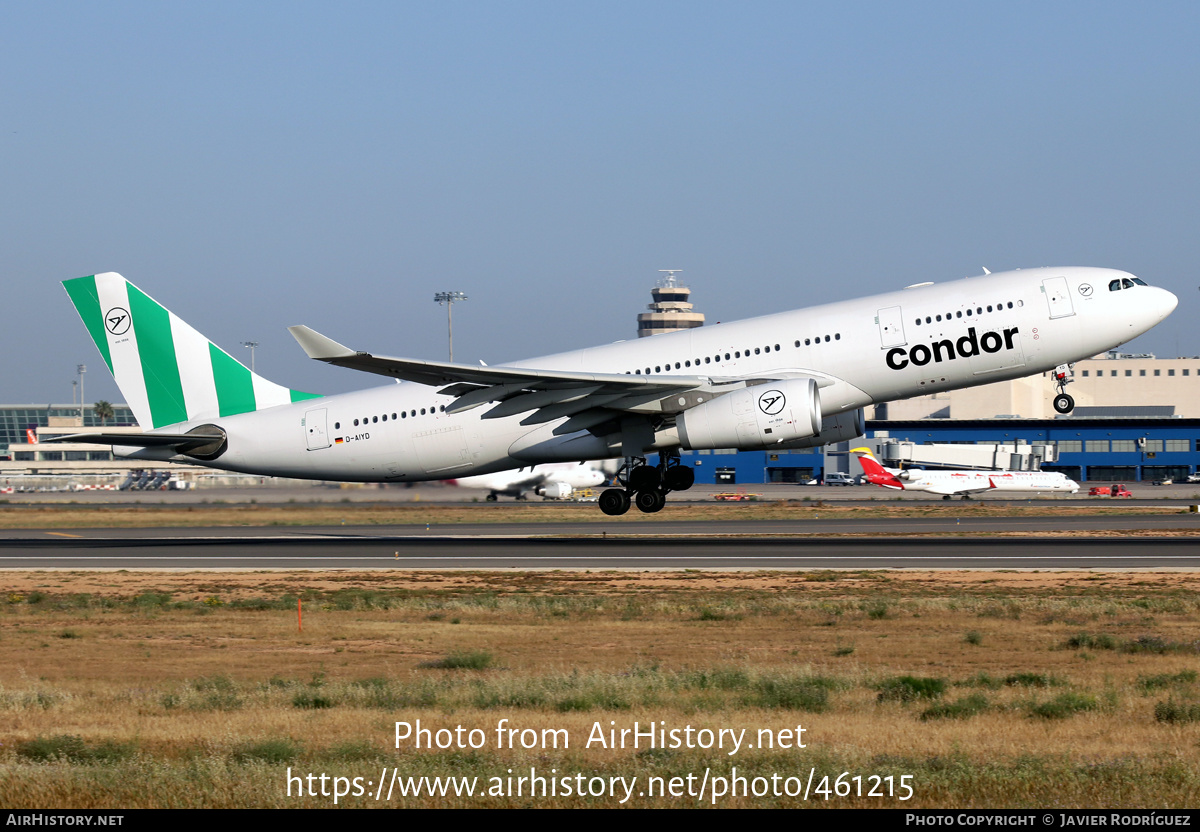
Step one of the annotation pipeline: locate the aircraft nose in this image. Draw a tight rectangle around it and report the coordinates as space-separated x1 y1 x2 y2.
1153 286 1179 321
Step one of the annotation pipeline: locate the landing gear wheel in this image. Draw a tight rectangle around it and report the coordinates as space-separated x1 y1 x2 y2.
663 465 695 491
1053 393 1074 414
628 466 661 492
485 493 498 502
599 488 632 516
635 489 667 513
942 495 952 501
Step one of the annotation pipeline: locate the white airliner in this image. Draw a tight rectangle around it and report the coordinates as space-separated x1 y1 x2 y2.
452 462 607 501
852 447 1079 499
55 267 1175 515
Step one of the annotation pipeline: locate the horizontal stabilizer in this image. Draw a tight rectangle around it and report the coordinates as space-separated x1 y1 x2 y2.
44 432 225 447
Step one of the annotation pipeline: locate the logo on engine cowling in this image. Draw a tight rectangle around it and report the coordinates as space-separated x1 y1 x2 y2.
885 326 1019 371
758 389 786 415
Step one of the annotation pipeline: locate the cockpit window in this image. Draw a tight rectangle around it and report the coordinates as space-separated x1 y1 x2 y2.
1132 277 1148 286
1109 279 1122 292
1122 278 1135 289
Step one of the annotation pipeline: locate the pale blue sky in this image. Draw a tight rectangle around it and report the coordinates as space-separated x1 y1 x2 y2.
3 2 1198 403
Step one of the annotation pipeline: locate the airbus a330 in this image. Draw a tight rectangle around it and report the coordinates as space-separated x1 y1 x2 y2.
56 267 1175 515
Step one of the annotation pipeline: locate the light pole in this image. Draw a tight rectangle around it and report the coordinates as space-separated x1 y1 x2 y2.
433 291 468 361
77 365 86 420
242 341 259 373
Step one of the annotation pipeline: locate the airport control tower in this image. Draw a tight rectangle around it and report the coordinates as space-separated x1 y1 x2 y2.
636 270 705 337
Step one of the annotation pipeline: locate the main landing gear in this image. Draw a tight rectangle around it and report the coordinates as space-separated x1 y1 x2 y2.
1052 363 1075 414
598 453 695 516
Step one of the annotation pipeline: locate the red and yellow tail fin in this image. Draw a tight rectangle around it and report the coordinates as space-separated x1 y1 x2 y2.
851 447 904 490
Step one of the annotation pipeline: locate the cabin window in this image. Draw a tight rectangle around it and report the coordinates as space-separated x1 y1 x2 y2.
834 333 840 340
335 422 340 429
824 335 831 342
354 419 359 426
401 412 406 419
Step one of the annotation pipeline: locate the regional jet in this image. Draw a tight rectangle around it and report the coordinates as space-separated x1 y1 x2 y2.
852 448 1079 499
54 267 1175 515
452 462 607 501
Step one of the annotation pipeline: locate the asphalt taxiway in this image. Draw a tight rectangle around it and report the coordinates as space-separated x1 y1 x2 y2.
3 515 1198 569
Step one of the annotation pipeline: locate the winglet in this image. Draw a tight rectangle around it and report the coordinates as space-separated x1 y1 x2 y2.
288 325 357 360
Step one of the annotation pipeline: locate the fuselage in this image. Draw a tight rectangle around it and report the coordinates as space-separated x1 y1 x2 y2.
882 469 1079 496
122 266 1177 481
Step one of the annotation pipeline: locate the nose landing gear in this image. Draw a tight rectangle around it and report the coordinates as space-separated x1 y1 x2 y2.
598 453 695 516
1052 363 1075 414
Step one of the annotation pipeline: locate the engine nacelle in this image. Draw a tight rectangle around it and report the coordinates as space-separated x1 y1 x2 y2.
537 482 574 499
772 408 866 450
676 378 822 451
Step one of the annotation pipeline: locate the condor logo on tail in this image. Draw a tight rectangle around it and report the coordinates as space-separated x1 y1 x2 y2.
886 326 1019 371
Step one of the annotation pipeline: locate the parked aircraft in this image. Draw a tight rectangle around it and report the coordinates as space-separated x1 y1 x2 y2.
451 462 606 500
54 267 1174 514
852 447 1080 499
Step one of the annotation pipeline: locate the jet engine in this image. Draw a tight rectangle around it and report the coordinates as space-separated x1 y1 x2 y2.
536 482 574 499
773 408 866 450
676 378 822 451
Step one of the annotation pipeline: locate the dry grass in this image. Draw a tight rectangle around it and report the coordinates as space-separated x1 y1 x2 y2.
2 569 1200 807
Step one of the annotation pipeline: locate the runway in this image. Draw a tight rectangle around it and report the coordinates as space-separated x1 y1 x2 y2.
2 515 1198 569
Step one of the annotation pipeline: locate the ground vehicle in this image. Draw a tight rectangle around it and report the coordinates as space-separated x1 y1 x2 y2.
1088 483 1133 497
824 472 856 486
713 491 761 501
1187 473 1200 484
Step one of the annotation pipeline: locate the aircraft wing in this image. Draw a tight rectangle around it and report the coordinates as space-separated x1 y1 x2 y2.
289 325 715 426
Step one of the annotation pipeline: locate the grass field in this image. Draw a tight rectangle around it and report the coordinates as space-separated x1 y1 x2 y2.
2 568 1199 807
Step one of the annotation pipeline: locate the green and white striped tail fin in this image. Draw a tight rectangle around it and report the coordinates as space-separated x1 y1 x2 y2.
63 273 321 430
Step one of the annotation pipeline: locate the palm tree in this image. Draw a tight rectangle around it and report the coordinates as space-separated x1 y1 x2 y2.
93 400 114 426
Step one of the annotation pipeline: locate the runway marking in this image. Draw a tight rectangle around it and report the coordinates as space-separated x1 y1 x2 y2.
44 532 83 538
